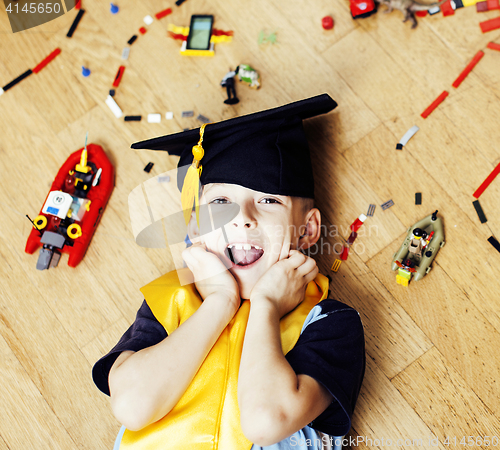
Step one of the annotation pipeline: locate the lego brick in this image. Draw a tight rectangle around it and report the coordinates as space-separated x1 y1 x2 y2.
155 8 172 19
331 259 342 272
454 0 464 7
165 111 174 119
105 95 123 118
487 42 500 50
477 1 489 11
112 65 125 88
340 245 349 260
452 51 484 88
67 9 85 38
109 89 115 96
463 0 478 6
139 27 147 35
157 175 170 183
488 236 500 253
487 0 500 8
182 110 194 117
0 87 4 96
144 162 154 173
197 114 210 123
128 35 138 45
381 199 394 210
415 192 422 205
367 204 376 216
480 16 500 32
121 47 130 60
473 161 500 198
350 214 366 233
416 10 428 16
398 125 419 147
441 0 455 15
143 15 154 25
428 5 441 14
3 69 33 91
32 48 61 74
148 113 161 123
176 0 187 5
124 115 142 121
421 91 449 118
472 200 487 223
75 0 81 9
347 231 358 245
396 143 403 150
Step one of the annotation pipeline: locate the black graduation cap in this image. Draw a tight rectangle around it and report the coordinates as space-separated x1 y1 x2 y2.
131 93 337 199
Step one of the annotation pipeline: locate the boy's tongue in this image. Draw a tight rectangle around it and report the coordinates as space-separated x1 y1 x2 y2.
231 247 264 266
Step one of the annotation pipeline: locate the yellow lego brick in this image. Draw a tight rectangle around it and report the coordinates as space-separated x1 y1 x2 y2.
396 275 409 286
167 24 189 35
210 35 233 44
463 0 478 7
331 259 342 273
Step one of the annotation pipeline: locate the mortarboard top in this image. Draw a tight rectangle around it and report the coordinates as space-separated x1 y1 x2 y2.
131 93 337 199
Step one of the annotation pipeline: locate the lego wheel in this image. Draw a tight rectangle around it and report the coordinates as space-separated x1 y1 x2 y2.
67 223 82 239
34 215 47 230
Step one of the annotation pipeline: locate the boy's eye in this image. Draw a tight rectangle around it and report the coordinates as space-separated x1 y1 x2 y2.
209 198 230 204
260 198 281 204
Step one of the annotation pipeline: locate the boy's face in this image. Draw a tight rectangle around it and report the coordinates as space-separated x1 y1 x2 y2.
191 183 318 300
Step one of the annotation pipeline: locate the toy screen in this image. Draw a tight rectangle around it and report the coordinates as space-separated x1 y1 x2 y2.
187 16 213 50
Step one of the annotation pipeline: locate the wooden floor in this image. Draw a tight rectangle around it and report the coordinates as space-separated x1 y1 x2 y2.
1 0 500 448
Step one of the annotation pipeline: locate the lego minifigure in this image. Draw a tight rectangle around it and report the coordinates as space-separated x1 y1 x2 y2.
220 68 239 105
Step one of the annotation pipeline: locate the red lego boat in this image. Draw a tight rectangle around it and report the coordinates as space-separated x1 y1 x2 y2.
25 143 114 269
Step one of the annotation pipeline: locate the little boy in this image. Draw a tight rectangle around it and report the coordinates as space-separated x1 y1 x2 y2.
93 94 365 450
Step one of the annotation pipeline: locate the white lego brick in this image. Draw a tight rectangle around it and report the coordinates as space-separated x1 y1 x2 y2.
121 47 130 60
148 113 161 123
143 15 154 25
105 95 123 118
165 111 174 120
0 87 4 96
43 191 73 219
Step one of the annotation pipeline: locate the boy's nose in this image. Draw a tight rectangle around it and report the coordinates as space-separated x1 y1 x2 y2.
231 212 257 229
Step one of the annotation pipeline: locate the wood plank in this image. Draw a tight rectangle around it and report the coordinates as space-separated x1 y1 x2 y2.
0 235 120 449
0 333 76 449
392 347 500 449
349 355 448 449
366 236 500 417
344 124 500 334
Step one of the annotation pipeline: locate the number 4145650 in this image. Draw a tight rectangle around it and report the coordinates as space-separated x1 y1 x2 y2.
6 3 61 13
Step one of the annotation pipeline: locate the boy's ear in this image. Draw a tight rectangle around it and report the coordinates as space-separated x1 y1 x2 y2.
298 208 321 250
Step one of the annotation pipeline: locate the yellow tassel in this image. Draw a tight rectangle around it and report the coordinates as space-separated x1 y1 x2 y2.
181 124 209 227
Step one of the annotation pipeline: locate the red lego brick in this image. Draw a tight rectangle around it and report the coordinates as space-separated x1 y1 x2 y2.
32 48 61 74
477 1 489 11
416 10 428 16
139 27 147 34
452 50 484 88
112 65 125 88
487 41 500 50
155 7 172 19
340 245 350 260
473 161 500 198
480 16 500 32
487 0 500 9
75 0 81 9
440 0 455 15
421 91 449 118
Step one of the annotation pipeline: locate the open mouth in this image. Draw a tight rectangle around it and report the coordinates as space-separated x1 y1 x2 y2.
225 243 264 267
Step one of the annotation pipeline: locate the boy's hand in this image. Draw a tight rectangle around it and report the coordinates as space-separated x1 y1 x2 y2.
182 242 240 313
250 250 319 318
